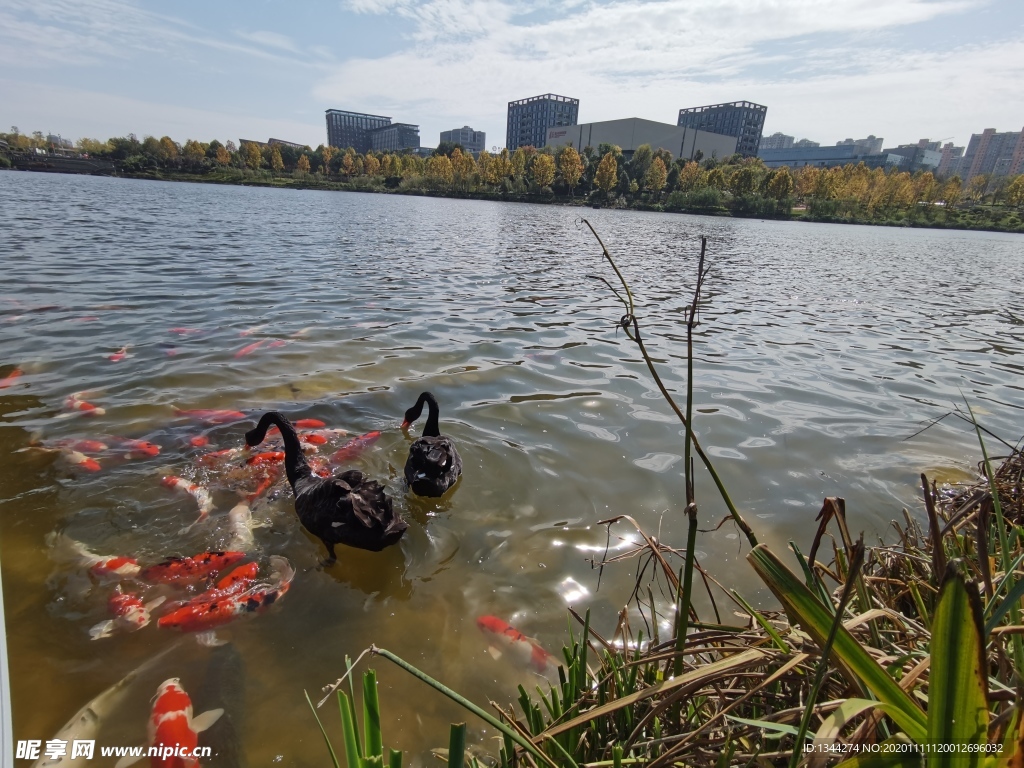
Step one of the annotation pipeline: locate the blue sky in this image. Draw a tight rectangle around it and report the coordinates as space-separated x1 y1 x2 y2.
1 0 1021 151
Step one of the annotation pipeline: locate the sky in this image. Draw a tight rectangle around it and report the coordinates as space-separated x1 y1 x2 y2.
1 0 1022 152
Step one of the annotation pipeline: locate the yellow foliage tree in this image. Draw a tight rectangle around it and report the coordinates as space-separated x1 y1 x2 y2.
766 167 794 200
451 148 476 191
183 139 206 160
645 156 667 193
531 153 555 189
489 149 514 184
341 150 355 178
364 154 380 176
796 166 819 198
477 150 493 185
1007 175 1024 208
426 154 454 189
321 145 336 173
215 146 231 166
402 155 421 177
271 146 285 172
297 154 310 174
159 136 179 159
676 161 705 193
243 142 263 169
557 146 584 196
594 152 618 195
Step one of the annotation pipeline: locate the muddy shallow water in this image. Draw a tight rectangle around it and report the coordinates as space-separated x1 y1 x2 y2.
1 172 1022 765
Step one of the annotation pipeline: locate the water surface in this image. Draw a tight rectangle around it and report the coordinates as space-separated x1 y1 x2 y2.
1 172 1022 764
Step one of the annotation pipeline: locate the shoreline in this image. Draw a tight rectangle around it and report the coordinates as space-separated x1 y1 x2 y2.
3 165 1022 234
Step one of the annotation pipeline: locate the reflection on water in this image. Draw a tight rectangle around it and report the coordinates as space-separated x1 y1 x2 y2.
1 172 1022 764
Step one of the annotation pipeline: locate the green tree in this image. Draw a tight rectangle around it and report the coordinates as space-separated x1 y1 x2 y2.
729 166 759 197
645 156 667 194
594 151 618 196
967 174 990 204
629 144 653 183
531 153 555 189
558 146 584 197
765 167 794 200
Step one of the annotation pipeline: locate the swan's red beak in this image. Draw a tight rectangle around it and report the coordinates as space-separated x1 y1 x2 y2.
400 420 409 430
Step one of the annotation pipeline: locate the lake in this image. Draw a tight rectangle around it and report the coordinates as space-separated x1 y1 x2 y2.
1 171 1022 765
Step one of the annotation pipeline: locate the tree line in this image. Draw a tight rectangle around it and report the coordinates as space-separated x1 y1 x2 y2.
3 127 1022 222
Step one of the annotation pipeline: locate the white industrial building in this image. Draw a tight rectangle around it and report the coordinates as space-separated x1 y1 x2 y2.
546 118 737 161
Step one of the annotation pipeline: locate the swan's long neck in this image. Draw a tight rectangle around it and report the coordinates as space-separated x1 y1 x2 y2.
420 392 440 437
248 412 310 488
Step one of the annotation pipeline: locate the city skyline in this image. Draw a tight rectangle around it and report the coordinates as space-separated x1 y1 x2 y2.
1 0 1022 152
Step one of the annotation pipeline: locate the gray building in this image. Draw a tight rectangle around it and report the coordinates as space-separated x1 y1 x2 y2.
268 138 308 150
836 135 884 155
958 128 1024 181
760 132 794 151
370 123 420 153
677 101 766 157
507 94 579 151
794 138 820 148
440 126 485 154
936 142 964 177
882 144 941 173
547 117 737 162
326 109 391 152
758 144 903 169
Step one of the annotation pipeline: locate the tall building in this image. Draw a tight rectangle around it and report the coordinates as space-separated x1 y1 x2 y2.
883 143 941 172
677 101 767 157
958 128 1024 181
759 132 794 151
794 138 820 148
936 142 964 177
440 126 486 154
836 136 884 155
370 123 420 153
507 94 579 151
325 109 391 152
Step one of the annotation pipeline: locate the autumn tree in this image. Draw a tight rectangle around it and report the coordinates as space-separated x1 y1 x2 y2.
942 175 963 208
476 150 492 185
450 148 476 192
320 145 336 174
511 147 530 181
183 140 206 160
402 155 421 177
557 146 584 197
364 154 380 176
490 149 514 184
706 167 725 190
243 142 263 169
296 154 310 174
1006 175 1024 209
531 153 555 189
271 146 285 172
341 150 355 179
215 145 231 166
728 166 759 197
645 156 667 194
425 153 454 189
796 166 819 198
676 161 704 193
765 167 794 200
967 174 990 204
159 136 179 160
594 151 618 196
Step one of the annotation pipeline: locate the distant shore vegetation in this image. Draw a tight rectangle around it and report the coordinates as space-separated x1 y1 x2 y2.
3 128 1023 232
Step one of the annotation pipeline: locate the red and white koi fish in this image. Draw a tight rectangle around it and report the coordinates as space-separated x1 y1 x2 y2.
46 532 141 580
239 324 266 337
266 339 287 349
140 551 246 585
308 456 333 478
89 588 166 640
226 503 258 552
114 678 223 768
0 368 23 389
170 562 260 613
476 615 559 675
58 438 109 453
196 447 244 466
174 408 246 425
234 339 266 358
116 437 161 459
64 392 106 417
169 327 202 335
246 450 284 466
62 448 102 472
158 556 293 633
161 476 214 528
108 346 130 362
245 464 282 502
290 326 313 338
330 430 381 463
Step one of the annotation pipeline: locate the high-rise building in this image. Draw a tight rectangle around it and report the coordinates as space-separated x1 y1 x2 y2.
794 138 820 148
759 132 794 151
836 136 883 155
677 101 767 157
958 128 1024 181
936 142 964 177
440 126 486 154
325 109 391 153
370 123 420 153
507 94 579 151
548 118 737 161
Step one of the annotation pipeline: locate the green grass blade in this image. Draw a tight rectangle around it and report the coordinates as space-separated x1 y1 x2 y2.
448 723 467 768
388 749 402 768
985 576 1024 635
731 589 790 652
363 669 383 758
747 544 927 743
725 714 801 738
304 690 341 768
338 690 363 768
929 568 989 767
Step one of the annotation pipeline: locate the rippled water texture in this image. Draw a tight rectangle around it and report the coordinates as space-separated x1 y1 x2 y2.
1 172 1022 764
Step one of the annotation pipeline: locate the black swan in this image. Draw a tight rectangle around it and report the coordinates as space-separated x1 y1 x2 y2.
245 412 406 564
401 392 463 497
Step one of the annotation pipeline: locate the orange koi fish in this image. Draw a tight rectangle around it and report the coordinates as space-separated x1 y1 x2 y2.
266 339 287 349
158 556 293 633
300 432 328 445
0 368 23 389
64 392 106 417
245 451 284 466
245 464 282 502
189 435 209 448
116 438 161 459
90 588 166 640
60 439 110 453
330 431 381 463
46 532 141 580
115 679 222 768
294 418 326 429
238 324 266 337
175 408 246 424
161 476 214 528
476 615 559 675
196 447 243 466
140 551 246 585
234 340 266 358
109 346 130 362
